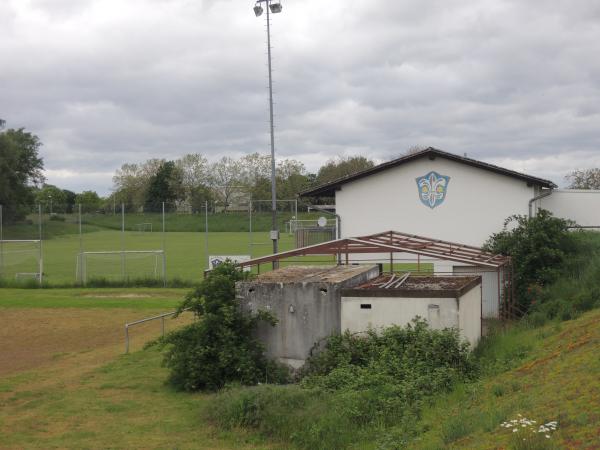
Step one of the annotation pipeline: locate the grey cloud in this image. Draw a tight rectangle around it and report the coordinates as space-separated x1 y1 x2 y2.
1 0 599 195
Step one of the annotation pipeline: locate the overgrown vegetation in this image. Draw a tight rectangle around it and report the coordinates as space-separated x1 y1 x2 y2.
484 209 577 312
198 227 600 449
210 321 476 449
158 262 287 391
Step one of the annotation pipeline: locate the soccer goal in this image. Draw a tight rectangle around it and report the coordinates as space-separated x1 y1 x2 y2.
76 250 165 285
134 222 153 233
0 240 43 284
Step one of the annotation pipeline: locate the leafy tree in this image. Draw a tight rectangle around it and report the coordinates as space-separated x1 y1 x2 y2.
34 184 67 213
0 126 44 221
62 189 77 214
160 262 286 391
316 156 374 185
483 210 576 312
189 184 215 213
75 190 102 213
144 160 183 212
209 156 245 212
566 168 600 189
176 153 210 204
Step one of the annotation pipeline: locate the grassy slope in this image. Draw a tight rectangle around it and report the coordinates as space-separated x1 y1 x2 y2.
409 309 600 449
0 348 272 450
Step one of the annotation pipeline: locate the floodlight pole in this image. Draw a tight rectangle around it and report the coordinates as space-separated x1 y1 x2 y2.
254 0 281 269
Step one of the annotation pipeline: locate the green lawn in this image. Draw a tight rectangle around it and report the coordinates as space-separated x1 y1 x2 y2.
0 288 189 309
0 347 272 449
0 230 311 285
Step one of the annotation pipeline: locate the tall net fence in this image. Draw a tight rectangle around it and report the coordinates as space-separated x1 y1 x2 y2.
0 199 337 286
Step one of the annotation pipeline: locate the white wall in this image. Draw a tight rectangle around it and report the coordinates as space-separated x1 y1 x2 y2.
457 284 482 347
336 156 537 247
341 290 481 348
540 190 600 226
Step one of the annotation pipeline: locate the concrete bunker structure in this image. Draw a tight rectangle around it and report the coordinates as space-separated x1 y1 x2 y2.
236 265 380 369
341 274 482 347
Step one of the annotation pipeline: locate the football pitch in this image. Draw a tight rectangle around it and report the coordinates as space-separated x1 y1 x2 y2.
0 230 336 284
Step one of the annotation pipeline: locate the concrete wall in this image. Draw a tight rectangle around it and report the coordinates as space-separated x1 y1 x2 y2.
457 283 482 347
453 266 500 318
540 190 600 226
237 266 380 368
341 288 481 347
336 156 537 247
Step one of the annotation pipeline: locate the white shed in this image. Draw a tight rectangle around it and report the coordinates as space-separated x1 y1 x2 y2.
341 275 482 348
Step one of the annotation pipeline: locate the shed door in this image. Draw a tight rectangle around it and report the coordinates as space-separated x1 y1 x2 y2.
452 266 500 319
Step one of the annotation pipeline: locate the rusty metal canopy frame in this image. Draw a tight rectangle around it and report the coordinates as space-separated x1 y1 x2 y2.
238 230 517 319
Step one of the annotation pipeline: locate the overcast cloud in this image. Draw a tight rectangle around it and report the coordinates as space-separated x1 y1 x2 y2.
1 0 599 195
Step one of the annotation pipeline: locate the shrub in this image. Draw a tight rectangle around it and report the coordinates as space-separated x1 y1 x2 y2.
484 209 576 312
209 320 477 449
159 262 287 391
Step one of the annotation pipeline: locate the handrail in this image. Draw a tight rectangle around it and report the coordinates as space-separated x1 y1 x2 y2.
125 307 192 353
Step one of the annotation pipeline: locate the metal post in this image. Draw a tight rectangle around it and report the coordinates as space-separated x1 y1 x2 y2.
78 204 83 284
204 201 209 270
265 1 279 269
162 202 166 286
121 203 125 280
38 204 43 285
0 204 3 278
249 198 253 258
125 325 129 354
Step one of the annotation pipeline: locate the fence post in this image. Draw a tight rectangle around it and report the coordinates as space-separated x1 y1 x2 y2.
204 201 209 270
121 203 125 280
38 204 43 285
0 204 3 278
162 202 166 287
161 316 165 336
125 325 129 354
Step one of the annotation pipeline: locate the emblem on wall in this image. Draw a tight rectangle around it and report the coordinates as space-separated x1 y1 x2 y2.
415 171 450 209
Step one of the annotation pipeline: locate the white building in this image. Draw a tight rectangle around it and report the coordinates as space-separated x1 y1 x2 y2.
300 148 600 318
301 148 600 246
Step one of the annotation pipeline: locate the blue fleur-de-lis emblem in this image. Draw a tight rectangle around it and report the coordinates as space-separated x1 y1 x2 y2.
416 171 450 209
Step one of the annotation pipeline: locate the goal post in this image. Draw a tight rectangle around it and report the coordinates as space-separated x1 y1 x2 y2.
0 240 43 284
76 250 165 285
134 223 153 233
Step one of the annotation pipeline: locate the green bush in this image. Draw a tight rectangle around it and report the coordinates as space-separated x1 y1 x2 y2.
484 209 576 312
209 320 476 449
159 262 287 391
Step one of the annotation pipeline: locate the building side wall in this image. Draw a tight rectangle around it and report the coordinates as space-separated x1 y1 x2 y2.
336 157 536 247
457 283 482 348
237 266 380 368
540 190 600 226
341 295 458 334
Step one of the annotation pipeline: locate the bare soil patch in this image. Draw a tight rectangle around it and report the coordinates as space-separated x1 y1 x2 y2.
0 308 193 376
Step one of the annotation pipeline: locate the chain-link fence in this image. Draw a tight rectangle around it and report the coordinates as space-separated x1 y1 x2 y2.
0 200 337 286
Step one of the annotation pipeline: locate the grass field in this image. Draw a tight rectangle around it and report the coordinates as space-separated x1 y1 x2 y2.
0 287 272 449
2 285 598 448
0 230 335 285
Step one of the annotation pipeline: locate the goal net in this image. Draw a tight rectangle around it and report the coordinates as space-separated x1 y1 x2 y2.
134 223 153 233
0 240 43 283
76 250 165 284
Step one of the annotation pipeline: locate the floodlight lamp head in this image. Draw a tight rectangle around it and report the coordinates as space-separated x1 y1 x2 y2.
253 4 263 16
269 2 282 13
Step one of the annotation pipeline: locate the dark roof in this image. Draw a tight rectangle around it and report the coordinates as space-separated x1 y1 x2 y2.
299 147 557 197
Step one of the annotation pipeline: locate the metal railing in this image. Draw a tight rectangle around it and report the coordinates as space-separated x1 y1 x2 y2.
124 307 192 353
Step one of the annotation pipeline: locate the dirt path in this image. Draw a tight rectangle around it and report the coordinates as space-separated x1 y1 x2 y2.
0 308 193 376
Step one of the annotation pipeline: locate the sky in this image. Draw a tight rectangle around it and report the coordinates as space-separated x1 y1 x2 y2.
1 0 600 195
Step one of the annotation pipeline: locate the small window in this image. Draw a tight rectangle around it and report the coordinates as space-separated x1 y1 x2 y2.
360 304 372 309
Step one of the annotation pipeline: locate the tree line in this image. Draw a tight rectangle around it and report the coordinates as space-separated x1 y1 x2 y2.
110 153 375 213
2 120 600 220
